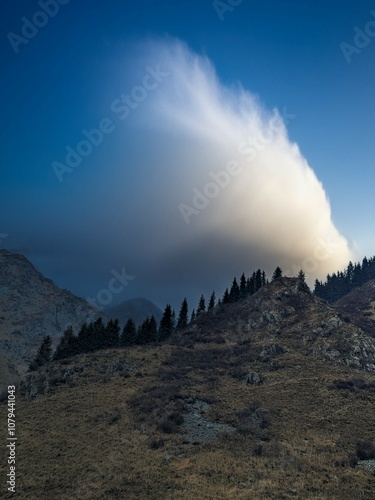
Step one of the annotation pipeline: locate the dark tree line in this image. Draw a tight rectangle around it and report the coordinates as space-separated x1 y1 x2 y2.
53 318 121 360
31 254 375 369
221 268 269 304
314 256 375 302
32 266 287 365
47 301 179 362
28 335 52 371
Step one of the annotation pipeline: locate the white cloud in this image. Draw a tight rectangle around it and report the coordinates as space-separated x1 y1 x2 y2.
127 38 353 283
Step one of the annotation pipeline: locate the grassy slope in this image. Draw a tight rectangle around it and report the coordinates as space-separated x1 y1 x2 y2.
2 336 375 500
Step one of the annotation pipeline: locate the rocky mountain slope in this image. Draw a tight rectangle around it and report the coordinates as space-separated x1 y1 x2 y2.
0 250 103 388
104 297 163 328
10 277 375 499
192 277 375 372
334 279 375 338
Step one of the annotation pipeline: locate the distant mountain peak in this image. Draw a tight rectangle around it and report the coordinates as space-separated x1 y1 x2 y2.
0 250 103 388
104 297 162 327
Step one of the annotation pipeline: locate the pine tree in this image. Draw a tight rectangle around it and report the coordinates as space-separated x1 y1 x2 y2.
54 326 77 360
272 266 283 281
76 322 91 353
92 317 106 350
158 305 174 341
208 291 216 311
77 319 101 353
222 288 230 304
246 274 256 295
239 273 247 297
262 270 267 286
298 269 306 282
229 277 240 302
362 257 370 282
121 318 137 345
190 308 196 323
148 315 158 340
197 295 206 315
29 335 52 371
352 263 362 288
255 269 263 291
177 298 188 330
137 316 157 344
105 319 120 348
314 256 375 302
346 261 354 287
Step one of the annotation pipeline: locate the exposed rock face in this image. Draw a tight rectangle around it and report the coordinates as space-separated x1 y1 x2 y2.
357 460 375 474
19 354 133 399
195 277 375 373
259 344 285 361
0 250 103 388
19 365 82 399
244 372 262 385
182 399 235 443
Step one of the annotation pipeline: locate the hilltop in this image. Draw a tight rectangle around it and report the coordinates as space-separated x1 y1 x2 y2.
7 277 375 499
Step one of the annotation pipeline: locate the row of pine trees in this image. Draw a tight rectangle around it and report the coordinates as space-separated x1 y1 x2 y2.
33 256 375 371
30 267 281 369
314 257 375 302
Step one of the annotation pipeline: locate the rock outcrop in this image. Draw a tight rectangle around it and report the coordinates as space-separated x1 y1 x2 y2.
195 277 375 372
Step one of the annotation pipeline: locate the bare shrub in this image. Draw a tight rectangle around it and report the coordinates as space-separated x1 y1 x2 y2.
236 402 271 437
128 381 185 435
230 366 248 380
157 418 180 434
356 440 375 460
328 378 372 392
149 438 165 450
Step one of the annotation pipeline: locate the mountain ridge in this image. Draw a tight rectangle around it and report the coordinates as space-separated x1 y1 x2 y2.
0 249 104 388
13 276 375 499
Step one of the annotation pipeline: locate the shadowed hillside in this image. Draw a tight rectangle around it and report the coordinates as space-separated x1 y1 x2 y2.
5 277 375 499
334 279 375 339
0 250 104 388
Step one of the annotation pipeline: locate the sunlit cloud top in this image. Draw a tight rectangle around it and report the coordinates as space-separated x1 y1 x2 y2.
123 38 354 284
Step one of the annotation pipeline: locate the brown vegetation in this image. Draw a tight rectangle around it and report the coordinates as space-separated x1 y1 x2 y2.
2 279 375 499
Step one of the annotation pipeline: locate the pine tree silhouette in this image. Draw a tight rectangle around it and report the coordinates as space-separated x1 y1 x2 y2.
177 298 188 330
29 336 52 371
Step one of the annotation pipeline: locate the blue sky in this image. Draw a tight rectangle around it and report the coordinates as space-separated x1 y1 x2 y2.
1 0 374 311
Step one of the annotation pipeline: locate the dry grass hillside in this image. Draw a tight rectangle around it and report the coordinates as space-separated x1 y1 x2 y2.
1 278 375 499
